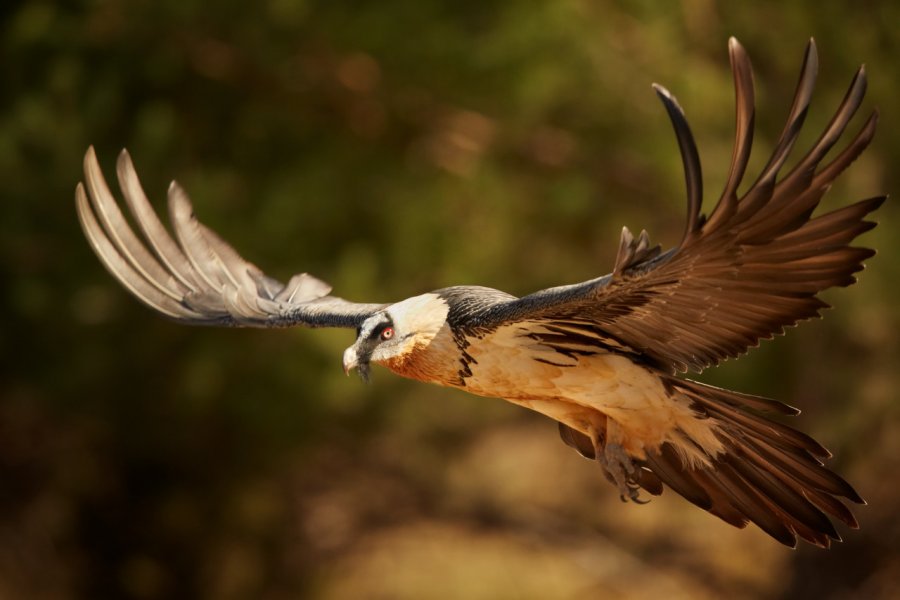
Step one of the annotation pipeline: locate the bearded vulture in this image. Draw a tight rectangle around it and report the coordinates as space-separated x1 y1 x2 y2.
76 38 884 548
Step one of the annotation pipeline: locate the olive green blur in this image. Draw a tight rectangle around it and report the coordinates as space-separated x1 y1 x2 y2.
2 1 898 598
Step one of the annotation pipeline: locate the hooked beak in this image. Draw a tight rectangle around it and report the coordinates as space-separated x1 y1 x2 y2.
342 345 371 382
342 346 358 375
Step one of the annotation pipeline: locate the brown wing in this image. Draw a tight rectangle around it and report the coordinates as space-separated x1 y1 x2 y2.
76 146 386 328
473 38 884 373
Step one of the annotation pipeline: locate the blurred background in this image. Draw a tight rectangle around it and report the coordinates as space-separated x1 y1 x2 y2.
2 1 898 598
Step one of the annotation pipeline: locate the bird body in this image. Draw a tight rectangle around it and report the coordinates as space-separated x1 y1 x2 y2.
374 289 722 467
461 325 723 467
76 38 884 548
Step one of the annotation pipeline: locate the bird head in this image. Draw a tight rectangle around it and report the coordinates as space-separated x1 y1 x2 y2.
342 293 450 382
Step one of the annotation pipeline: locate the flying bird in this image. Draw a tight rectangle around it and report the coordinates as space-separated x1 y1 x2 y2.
76 38 883 548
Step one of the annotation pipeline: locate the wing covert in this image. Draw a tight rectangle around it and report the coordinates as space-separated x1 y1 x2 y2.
76 147 386 328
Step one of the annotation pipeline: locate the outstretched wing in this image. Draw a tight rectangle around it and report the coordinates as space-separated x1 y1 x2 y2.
76 146 386 328
470 38 884 374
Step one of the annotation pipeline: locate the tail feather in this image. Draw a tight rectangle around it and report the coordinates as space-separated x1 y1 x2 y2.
722 449 840 541
689 468 753 528
642 444 714 510
676 378 832 457
556 377 862 548
740 434 863 505
710 461 801 546
644 377 863 548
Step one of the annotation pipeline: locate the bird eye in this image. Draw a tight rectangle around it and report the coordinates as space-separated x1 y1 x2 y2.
380 327 394 340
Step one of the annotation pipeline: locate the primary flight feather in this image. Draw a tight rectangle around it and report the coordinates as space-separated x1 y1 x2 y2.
76 38 884 548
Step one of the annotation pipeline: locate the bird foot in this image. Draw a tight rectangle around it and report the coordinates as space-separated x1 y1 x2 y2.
586 423 647 504
600 442 646 504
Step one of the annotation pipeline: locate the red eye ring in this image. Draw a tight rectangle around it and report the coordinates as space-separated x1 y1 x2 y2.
380 327 394 340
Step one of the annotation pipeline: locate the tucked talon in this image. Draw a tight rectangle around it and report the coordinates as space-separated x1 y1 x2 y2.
605 443 636 477
586 428 645 503
625 484 649 504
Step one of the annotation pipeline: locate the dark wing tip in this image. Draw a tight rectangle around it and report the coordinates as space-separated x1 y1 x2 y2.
728 36 746 58
650 82 673 103
651 83 704 247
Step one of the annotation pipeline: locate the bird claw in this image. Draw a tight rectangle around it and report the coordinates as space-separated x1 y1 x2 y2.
602 442 646 504
621 487 649 504
586 424 648 504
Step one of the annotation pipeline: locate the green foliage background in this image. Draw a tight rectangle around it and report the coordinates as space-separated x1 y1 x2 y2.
2 1 898 598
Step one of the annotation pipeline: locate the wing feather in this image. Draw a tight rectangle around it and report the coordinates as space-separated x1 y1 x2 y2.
83 147 191 302
76 184 203 319
652 83 703 246
115 149 204 292
470 38 883 374
76 147 386 328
